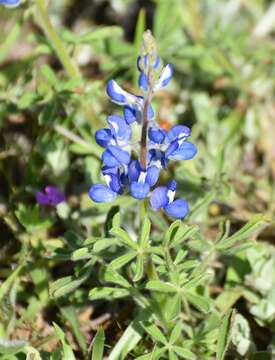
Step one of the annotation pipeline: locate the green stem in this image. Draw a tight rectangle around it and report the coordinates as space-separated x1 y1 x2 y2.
33 0 81 80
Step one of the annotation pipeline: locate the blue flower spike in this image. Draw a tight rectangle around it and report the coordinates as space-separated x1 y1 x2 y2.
0 0 21 7
88 30 197 218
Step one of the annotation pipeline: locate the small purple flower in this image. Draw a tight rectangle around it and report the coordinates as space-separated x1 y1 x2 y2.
0 0 21 7
36 186 65 206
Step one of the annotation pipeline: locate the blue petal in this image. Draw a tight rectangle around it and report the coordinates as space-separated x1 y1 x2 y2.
124 105 138 124
148 149 168 168
167 180 177 192
89 184 117 203
153 56 161 69
167 142 197 161
150 186 169 211
106 80 137 105
107 115 131 143
130 181 150 200
0 0 21 6
139 72 149 91
102 145 130 167
149 127 166 144
166 125 190 143
102 167 123 194
128 160 141 182
164 199 189 219
146 166 159 186
154 64 173 90
95 128 112 147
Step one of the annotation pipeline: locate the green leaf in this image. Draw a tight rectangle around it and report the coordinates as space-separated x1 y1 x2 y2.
146 280 176 293
89 287 130 301
165 220 181 244
185 292 211 313
109 318 145 360
173 346 196 360
170 224 200 248
71 247 91 261
142 322 167 345
41 64 58 87
91 328 105 360
109 252 137 270
165 294 181 321
110 227 138 250
169 321 182 344
0 339 27 355
216 309 234 360
0 262 24 302
101 268 130 288
93 238 119 252
50 266 91 298
53 322 76 360
216 215 269 250
140 217 151 249
133 255 144 282
60 306 87 354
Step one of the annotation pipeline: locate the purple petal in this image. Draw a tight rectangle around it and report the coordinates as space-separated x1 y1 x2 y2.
36 191 50 205
164 199 189 219
45 186 65 205
89 184 117 203
150 186 169 211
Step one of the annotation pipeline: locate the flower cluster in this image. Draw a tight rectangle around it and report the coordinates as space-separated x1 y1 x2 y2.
89 31 197 219
0 0 21 7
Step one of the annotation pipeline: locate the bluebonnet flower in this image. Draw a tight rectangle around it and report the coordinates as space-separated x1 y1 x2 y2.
0 0 21 7
36 186 65 206
89 167 124 203
150 181 189 219
89 31 197 219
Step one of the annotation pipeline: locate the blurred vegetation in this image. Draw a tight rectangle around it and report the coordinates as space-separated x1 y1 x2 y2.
0 0 275 359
